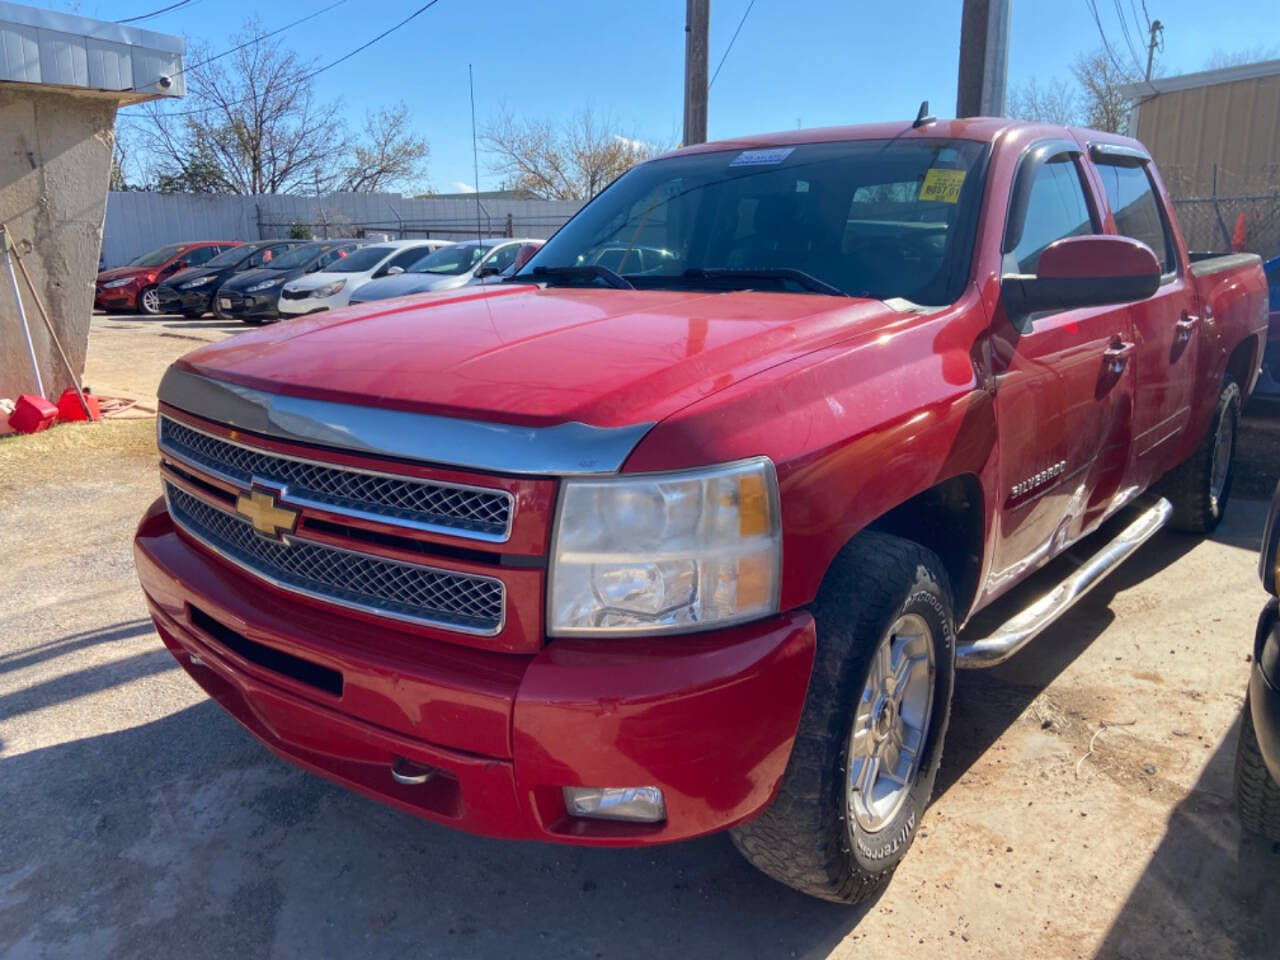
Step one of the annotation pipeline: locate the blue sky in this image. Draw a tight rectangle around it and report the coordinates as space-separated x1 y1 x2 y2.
72 0 1280 193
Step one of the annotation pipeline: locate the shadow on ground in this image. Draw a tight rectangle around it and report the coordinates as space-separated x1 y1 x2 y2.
1 502 1270 959
1094 717 1280 959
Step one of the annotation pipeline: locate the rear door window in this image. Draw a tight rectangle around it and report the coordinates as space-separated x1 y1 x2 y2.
184 245 219 266
1007 155 1097 274
1094 160 1176 274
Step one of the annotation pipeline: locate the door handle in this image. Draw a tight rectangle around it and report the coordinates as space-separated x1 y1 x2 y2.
1176 312 1199 339
1100 337 1131 368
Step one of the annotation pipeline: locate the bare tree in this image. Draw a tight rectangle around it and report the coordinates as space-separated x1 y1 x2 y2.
1007 76 1081 125
1204 45 1280 70
482 106 666 201
338 102 430 193
131 22 350 194
1070 49 1137 134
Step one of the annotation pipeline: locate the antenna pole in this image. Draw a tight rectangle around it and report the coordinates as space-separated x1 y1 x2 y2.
469 64 482 244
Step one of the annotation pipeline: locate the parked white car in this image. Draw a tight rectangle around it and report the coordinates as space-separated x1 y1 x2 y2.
277 240 453 315
348 238 539 305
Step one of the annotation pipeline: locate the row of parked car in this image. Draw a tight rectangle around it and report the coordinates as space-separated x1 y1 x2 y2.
95 237 541 323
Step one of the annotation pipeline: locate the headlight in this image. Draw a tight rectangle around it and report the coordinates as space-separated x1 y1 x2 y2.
102 277 134 288
247 277 285 292
310 280 346 298
179 275 217 289
548 458 781 635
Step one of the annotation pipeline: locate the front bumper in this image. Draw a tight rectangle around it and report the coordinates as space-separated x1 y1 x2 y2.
159 285 215 315
1251 600 1280 782
278 291 338 315
95 284 139 309
134 498 816 844
214 289 282 320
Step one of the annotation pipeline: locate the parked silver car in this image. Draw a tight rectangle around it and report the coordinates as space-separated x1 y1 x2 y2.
348 238 538 304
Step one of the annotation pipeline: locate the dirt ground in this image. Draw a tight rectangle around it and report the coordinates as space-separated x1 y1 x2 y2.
2 313 1280 959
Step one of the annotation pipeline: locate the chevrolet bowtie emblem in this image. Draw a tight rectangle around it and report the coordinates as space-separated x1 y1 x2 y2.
236 489 299 539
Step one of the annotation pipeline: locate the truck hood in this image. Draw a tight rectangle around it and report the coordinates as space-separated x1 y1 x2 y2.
176 285 906 428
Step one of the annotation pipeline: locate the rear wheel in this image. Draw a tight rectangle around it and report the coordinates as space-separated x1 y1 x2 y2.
137 285 162 315
1235 694 1280 840
731 532 956 904
1160 376 1240 533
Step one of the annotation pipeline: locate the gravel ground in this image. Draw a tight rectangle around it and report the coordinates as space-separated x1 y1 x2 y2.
2 318 1280 959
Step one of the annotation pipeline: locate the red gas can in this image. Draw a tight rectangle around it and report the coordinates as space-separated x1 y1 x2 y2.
9 394 58 434
56 387 101 422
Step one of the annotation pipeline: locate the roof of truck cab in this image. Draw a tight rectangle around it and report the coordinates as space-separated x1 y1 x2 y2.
658 117 1149 159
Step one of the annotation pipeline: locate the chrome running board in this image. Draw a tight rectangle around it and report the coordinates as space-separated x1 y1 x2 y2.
957 498 1173 668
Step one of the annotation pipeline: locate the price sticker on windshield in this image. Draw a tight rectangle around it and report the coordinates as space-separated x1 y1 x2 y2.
919 168 966 204
729 148 795 167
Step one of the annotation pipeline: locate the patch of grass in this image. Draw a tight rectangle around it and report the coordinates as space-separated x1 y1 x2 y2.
0 419 157 500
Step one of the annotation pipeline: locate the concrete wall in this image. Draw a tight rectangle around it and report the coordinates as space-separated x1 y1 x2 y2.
0 85 115 401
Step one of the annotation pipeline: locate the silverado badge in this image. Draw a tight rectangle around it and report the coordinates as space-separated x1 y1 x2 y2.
236 489 299 539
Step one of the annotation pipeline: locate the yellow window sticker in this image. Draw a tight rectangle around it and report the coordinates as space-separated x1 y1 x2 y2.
919 168 966 204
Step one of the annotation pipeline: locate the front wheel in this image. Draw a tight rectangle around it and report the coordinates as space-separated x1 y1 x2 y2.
136 285 163 315
731 531 956 904
1159 376 1241 533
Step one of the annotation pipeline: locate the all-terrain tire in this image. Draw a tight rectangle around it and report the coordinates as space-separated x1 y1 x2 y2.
1158 376 1241 533
1235 694 1280 840
730 531 956 904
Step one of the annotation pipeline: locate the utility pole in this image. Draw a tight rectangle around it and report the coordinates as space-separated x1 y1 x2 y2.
1145 19 1164 81
955 0 1011 118
683 0 709 146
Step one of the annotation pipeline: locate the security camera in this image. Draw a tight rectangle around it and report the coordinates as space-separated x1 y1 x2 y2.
158 75 172 89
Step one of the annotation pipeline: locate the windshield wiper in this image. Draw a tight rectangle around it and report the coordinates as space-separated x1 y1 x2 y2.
531 265 635 290
682 267 849 297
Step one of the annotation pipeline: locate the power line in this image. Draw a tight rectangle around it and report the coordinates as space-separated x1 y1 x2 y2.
116 0 196 24
708 0 756 91
173 0 351 81
128 0 443 118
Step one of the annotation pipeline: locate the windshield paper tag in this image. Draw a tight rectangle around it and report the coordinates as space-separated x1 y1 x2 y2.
729 147 795 167
919 168 966 204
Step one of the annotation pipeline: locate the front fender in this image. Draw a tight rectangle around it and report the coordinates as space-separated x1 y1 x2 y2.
623 299 999 610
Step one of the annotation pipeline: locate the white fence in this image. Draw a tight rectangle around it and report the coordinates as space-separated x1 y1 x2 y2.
101 191 585 267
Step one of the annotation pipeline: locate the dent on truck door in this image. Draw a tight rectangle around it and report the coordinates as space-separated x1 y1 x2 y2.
1091 153 1196 486
986 150 1137 598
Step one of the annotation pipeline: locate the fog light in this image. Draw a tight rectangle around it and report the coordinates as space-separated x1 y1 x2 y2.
563 786 666 823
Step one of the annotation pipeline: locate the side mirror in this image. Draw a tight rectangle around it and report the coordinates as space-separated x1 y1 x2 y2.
1001 236 1161 315
475 265 500 278
386 265 405 276
512 243 541 271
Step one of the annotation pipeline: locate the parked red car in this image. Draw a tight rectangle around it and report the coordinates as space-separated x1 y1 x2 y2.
96 241 240 315
136 118 1268 903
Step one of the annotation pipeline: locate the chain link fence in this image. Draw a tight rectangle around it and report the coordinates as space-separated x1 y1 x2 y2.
1170 194 1280 260
256 209 575 243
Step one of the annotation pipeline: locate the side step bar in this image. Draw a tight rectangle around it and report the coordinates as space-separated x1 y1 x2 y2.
957 498 1173 668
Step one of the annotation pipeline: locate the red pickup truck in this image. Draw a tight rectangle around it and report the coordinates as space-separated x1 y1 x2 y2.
135 118 1268 904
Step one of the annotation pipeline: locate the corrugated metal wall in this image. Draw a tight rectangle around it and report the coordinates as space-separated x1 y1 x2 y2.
1135 73 1280 197
102 192 585 266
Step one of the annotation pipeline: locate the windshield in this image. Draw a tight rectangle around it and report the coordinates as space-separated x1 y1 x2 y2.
518 138 988 305
266 242 330 271
128 244 185 267
326 245 397 273
203 245 255 268
409 243 486 275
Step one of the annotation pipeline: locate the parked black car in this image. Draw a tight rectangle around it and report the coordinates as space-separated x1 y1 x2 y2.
213 240 365 324
156 240 308 317
1237 482 1280 839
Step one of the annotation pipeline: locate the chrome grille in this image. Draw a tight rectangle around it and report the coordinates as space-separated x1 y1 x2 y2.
159 416 512 541
165 483 505 635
